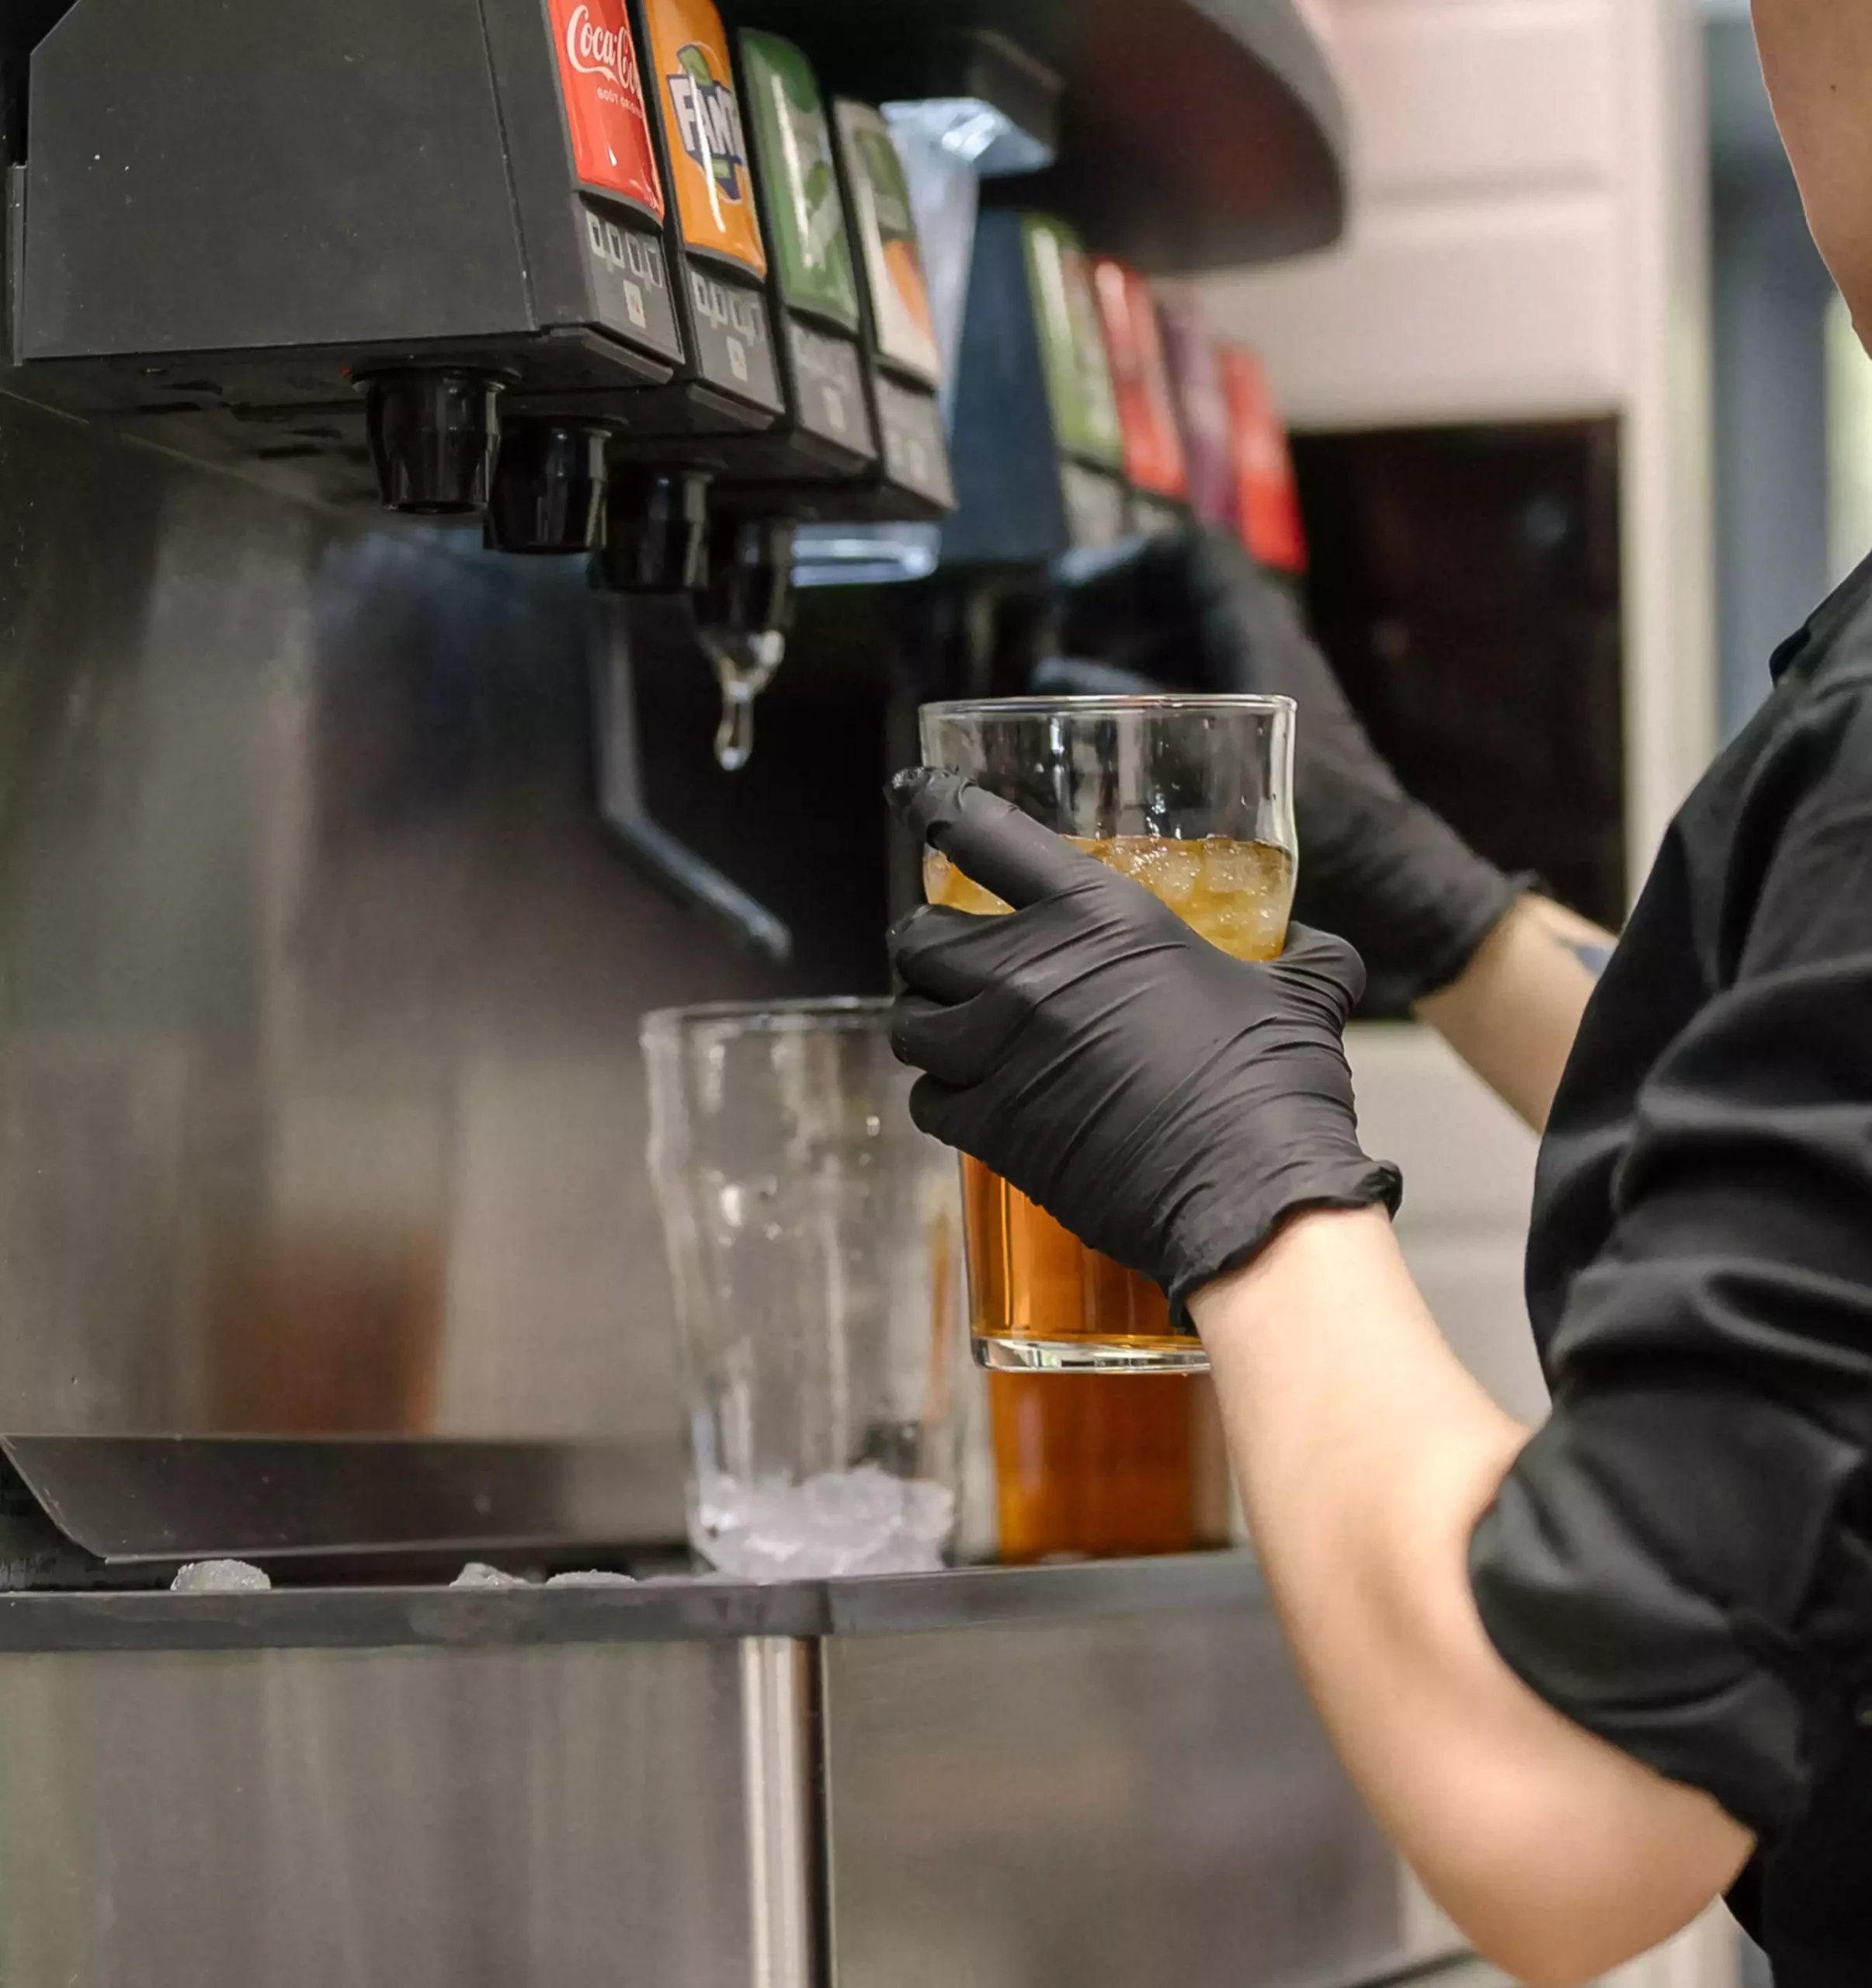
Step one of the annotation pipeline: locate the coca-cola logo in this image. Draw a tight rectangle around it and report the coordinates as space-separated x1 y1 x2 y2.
564 5 641 99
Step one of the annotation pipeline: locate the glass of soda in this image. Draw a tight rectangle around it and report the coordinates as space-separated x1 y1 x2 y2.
919 695 1298 1380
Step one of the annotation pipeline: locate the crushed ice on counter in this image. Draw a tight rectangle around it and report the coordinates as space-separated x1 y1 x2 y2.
450 1562 532 1590
545 1571 637 1589
171 1559 272 1594
697 1465 954 1582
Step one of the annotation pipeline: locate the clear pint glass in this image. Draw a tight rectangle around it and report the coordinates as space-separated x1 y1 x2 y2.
920 697 1297 1378
642 1000 966 1579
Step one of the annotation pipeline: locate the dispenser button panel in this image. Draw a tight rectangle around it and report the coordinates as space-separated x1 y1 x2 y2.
683 268 784 413
787 320 875 457
582 202 685 360
877 377 954 510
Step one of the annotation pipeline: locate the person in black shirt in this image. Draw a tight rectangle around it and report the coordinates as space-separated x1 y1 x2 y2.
886 12 1872 1982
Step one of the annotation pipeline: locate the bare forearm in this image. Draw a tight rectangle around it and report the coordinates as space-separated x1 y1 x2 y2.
1192 1210 1752 1988
1414 896 1610 1132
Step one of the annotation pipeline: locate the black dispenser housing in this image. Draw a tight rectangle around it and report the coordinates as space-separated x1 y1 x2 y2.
5 0 689 513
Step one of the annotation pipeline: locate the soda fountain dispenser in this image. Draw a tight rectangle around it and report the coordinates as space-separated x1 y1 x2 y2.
1092 256 1194 540
1220 340 1311 594
8 0 698 521
0 0 1353 1583
940 210 1129 568
592 3 958 769
1158 283 1243 531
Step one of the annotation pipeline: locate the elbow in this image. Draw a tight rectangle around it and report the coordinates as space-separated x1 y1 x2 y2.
1488 1960 1593 1988
1469 1927 1644 1988
1436 1854 1739 1988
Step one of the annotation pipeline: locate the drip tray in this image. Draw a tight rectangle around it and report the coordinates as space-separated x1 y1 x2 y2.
0 1435 684 1589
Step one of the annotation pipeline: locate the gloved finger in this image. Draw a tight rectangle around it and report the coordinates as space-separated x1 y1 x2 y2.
887 768 1100 911
892 999 993 1090
890 984 1030 1087
889 903 992 1002
1276 923 1368 1022
905 1071 974 1153
891 899 1069 1007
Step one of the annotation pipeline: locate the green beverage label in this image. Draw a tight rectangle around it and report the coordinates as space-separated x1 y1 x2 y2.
1023 215 1125 470
740 32 861 332
835 101 943 388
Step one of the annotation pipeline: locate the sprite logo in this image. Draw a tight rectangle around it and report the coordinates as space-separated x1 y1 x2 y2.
666 44 748 201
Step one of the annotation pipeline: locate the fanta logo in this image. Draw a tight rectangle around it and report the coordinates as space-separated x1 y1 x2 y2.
565 5 641 100
665 44 747 202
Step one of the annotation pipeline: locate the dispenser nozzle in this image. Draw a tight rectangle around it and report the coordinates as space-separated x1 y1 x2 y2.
701 626 786 773
363 370 505 516
484 424 610 555
592 469 713 594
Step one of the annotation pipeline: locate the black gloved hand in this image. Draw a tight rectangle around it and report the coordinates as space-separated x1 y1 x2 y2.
888 769 1402 1326
1044 525 1522 1015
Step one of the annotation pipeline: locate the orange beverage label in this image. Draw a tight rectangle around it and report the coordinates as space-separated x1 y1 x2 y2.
1091 258 1190 502
1220 344 1308 575
642 0 767 276
549 0 665 220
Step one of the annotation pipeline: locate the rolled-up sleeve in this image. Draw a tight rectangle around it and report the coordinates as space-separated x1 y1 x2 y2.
1472 781 1872 1838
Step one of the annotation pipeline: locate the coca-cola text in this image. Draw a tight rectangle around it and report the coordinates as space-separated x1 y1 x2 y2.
565 4 644 101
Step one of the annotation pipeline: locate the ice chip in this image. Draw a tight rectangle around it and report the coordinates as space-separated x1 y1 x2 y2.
545 1571 638 1589
696 1465 956 1581
171 1559 272 1594
1142 842 1200 904
451 1562 532 1590
804 1462 896 1528
1201 837 1260 895
898 1475 957 1535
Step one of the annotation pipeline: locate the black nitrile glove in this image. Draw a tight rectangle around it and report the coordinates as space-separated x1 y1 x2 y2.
1043 525 1523 1015
887 769 1402 1326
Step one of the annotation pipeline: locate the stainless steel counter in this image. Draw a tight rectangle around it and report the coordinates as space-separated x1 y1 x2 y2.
0 1549 1261 1649
0 1555 1475 1988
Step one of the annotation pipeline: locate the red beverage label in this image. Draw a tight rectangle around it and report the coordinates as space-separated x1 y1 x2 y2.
1221 345 1308 575
549 0 665 221
1091 258 1190 502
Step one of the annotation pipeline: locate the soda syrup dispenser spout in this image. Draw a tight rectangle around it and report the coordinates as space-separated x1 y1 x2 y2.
703 625 784 774
592 467 783 773
698 519 794 773
484 424 612 556
364 370 511 516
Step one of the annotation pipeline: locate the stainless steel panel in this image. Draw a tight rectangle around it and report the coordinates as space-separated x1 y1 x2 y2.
822 1597 1458 1988
0 1434 683 1570
0 1572 1485 1988
742 1638 821 1988
0 394 811 1470
0 1637 774 1988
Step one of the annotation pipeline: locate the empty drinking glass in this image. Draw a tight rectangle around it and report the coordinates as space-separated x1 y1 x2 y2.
642 1000 966 1580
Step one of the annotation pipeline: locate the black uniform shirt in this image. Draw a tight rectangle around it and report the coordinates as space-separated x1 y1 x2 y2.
1469 552 1872 1986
